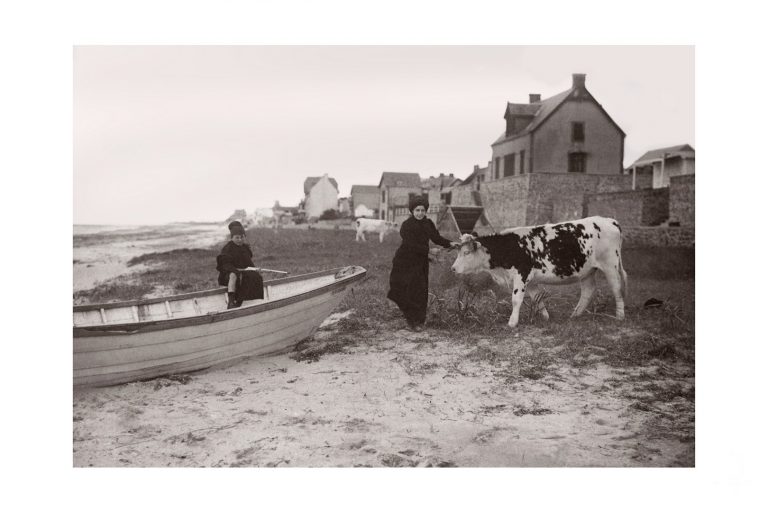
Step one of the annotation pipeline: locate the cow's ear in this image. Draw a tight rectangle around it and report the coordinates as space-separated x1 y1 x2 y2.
471 231 479 238
470 241 477 251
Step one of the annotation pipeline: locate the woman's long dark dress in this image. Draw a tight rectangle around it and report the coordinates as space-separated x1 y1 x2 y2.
387 216 452 326
216 241 264 301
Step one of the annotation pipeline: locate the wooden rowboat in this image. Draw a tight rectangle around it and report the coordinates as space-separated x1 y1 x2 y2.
73 266 366 387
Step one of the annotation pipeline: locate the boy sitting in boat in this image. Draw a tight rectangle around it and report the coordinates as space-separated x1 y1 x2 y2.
216 221 264 309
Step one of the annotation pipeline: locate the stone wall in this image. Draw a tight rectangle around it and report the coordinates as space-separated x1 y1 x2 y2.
524 173 631 226
586 188 669 226
669 174 695 226
478 175 530 228
449 184 478 206
622 226 695 247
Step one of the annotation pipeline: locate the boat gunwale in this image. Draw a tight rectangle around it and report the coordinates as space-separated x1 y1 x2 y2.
73 266 366 337
73 267 351 312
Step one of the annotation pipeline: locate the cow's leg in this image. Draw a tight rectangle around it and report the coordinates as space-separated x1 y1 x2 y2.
379 231 385 243
602 267 626 320
526 282 549 321
507 275 527 328
358 231 366 242
571 271 597 317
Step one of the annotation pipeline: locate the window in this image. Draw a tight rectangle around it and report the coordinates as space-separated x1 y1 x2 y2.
441 192 452 205
494 157 501 179
381 190 386 202
572 122 585 142
504 153 516 177
520 150 525 174
568 152 587 173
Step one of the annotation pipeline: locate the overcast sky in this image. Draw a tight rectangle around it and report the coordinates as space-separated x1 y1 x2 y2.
74 45 694 225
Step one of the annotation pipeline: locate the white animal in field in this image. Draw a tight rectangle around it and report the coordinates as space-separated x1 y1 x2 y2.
355 218 398 243
450 216 627 328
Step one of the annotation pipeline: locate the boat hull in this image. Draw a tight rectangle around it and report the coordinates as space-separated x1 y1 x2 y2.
73 266 365 387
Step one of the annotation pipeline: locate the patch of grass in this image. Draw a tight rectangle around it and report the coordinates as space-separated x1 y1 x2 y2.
513 406 553 416
73 281 155 304
127 248 217 266
291 334 357 363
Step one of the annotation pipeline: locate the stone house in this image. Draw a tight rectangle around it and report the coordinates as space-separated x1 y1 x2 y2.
350 185 380 218
272 201 300 226
625 144 695 189
422 173 462 209
302 174 339 220
490 73 625 179
461 164 491 192
337 197 351 217
378 172 423 224
224 209 249 226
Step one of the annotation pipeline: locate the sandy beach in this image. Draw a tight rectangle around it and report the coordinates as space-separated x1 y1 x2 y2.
73 318 693 467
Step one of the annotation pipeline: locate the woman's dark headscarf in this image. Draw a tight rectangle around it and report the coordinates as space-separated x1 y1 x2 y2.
408 195 429 213
228 221 245 236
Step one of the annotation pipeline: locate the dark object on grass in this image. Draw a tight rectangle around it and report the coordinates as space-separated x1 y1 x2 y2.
647 343 676 359
644 298 664 309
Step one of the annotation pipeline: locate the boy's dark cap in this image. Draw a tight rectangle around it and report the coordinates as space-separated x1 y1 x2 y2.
228 221 245 236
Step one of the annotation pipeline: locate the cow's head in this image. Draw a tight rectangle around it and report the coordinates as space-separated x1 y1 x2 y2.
451 233 490 274
387 222 399 231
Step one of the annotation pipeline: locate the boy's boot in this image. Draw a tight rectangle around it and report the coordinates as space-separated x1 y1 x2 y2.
227 292 239 309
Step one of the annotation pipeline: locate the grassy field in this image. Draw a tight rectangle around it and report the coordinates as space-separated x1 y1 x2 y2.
75 225 695 367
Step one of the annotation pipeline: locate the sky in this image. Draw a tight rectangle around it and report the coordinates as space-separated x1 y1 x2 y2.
74 45 694 225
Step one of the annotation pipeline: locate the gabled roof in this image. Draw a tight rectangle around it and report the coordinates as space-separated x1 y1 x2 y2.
449 206 486 234
493 84 625 145
505 103 540 116
461 165 488 185
423 174 461 190
378 172 422 189
350 185 380 194
304 176 339 195
629 144 695 167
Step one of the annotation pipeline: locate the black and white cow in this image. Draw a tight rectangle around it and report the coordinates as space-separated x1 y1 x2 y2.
450 216 627 327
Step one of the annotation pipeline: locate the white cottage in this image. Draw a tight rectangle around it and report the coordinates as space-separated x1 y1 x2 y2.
302 174 339 219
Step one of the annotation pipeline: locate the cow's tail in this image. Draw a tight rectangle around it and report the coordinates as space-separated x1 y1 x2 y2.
616 228 628 301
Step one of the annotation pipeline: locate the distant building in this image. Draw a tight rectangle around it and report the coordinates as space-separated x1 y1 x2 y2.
272 201 300 226
224 209 249 226
461 164 491 192
625 144 695 189
338 197 351 216
490 73 625 179
422 173 462 207
378 172 423 224
350 185 380 218
302 174 339 219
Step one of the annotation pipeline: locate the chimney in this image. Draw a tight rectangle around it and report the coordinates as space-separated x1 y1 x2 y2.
449 173 453 177
572 73 586 89
474 165 479 171
529 94 541 103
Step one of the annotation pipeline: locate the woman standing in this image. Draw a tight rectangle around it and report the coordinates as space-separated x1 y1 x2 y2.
387 196 455 331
